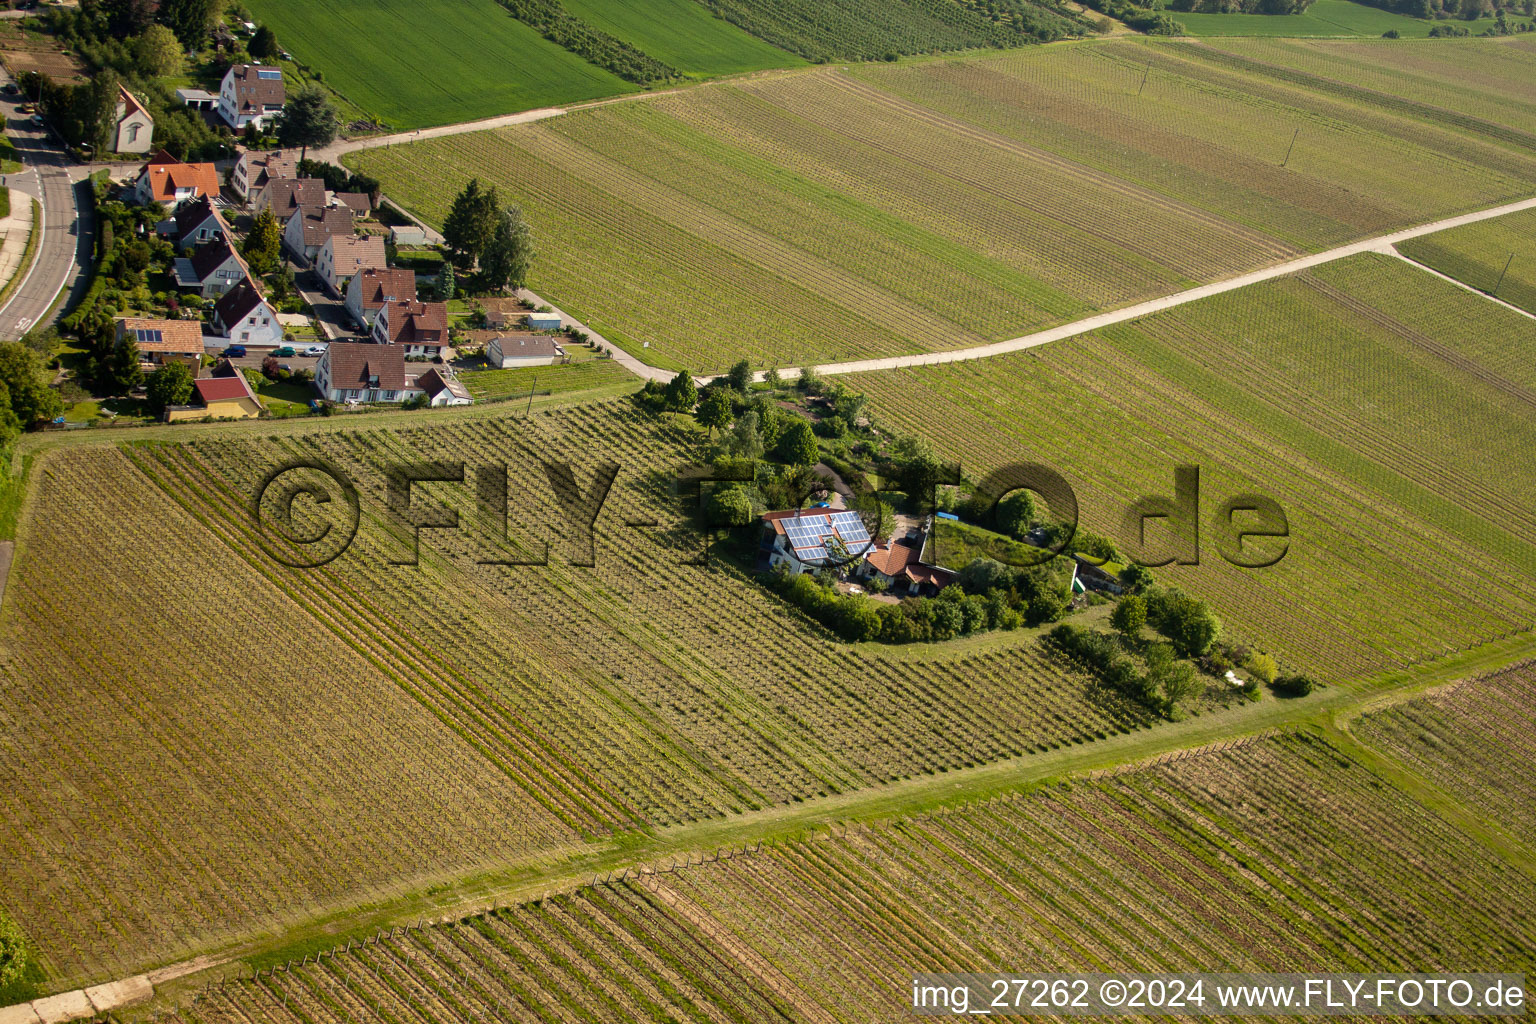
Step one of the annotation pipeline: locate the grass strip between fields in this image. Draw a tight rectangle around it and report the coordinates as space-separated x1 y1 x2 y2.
126 626 1536 1004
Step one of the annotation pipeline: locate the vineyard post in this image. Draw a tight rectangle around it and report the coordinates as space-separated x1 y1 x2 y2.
1281 127 1300 168
1138 61 1150 96
1493 252 1514 295
526 376 538 417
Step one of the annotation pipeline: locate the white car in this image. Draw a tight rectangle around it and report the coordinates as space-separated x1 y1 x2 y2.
302 345 327 357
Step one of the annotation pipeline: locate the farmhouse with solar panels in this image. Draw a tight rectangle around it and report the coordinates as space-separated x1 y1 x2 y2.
759 508 876 575
218 64 287 130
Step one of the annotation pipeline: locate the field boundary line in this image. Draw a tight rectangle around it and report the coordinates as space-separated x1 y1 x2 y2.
1387 248 1536 323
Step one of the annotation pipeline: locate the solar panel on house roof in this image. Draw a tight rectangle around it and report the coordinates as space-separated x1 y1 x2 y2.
134 328 163 344
257 69 283 79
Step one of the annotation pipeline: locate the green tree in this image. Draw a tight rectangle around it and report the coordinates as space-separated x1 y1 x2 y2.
248 24 278 59
1245 651 1277 684
100 336 143 395
442 179 501 272
144 361 194 414
958 557 1011 595
276 86 340 162
1144 642 1200 716
157 0 217 47
0 343 62 428
763 366 781 388
836 596 882 642
1273 674 1317 697
0 915 26 990
241 207 282 274
663 369 696 412
726 359 752 392
133 24 184 77
1110 594 1146 641
720 410 763 460
479 205 534 291
797 365 822 394
707 486 753 528
994 489 1037 536
1119 563 1154 593
695 386 732 437
438 262 456 301
775 418 818 466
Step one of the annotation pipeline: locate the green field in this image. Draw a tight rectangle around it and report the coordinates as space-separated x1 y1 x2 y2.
1172 0 1444 35
561 0 805 75
1398 206 1536 315
244 0 636 130
848 254 1536 681
351 38 1536 373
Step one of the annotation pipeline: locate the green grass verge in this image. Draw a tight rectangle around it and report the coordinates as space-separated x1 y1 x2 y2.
560 0 805 75
243 0 638 130
459 357 635 399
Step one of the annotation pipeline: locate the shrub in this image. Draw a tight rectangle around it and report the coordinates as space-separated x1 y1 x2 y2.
1245 651 1278 685
0 915 26 988
1273 674 1317 697
1110 594 1146 640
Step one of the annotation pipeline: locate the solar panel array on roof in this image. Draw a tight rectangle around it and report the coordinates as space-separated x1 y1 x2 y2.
134 328 163 344
781 510 876 564
257 69 283 80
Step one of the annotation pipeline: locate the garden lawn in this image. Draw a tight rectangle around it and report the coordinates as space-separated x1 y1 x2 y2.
243 0 636 130
560 0 804 76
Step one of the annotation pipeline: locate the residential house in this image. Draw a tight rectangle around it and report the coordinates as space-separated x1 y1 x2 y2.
254 176 325 218
167 195 228 249
372 299 448 358
416 368 473 407
485 333 563 369
173 238 248 298
232 148 299 201
331 192 372 216
858 537 956 597
134 150 221 206
282 204 354 265
165 363 263 421
315 234 387 297
527 311 562 331
345 267 416 329
112 84 153 155
218 64 286 130
211 280 283 348
315 342 423 404
117 317 206 371
758 509 875 575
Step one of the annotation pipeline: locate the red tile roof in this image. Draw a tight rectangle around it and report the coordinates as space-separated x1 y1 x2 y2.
140 151 220 203
324 343 411 392
377 300 447 345
350 268 416 310
213 279 271 330
288 204 354 249
116 317 206 355
228 65 287 113
194 374 257 404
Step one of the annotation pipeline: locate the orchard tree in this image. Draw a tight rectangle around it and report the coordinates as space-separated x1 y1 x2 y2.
277 86 341 162
242 208 282 274
478 205 534 291
1144 643 1199 717
145 361 194 415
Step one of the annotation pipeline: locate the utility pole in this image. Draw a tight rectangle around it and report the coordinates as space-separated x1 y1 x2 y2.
1281 127 1300 168
525 374 537 416
1138 61 1151 96
1493 252 1515 296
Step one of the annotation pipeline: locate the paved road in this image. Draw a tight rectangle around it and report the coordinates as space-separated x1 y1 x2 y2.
0 89 94 341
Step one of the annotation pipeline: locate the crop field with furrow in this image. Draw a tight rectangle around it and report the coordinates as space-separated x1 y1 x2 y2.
847 254 1536 680
351 39 1536 373
0 402 1260 985
1397 206 1536 317
153 731 1536 1023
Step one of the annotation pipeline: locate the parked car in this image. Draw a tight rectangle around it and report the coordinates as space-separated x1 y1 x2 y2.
2 84 18 96
29 114 45 127
222 344 247 358
302 345 326 357
271 346 296 358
